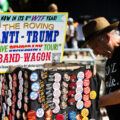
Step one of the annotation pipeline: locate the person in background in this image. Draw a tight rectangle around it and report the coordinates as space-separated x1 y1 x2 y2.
82 17 120 120
48 3 58 12
74 16 86 57
66 17 75 57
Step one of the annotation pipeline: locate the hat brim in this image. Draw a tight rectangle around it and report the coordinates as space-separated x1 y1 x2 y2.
81 21 120 48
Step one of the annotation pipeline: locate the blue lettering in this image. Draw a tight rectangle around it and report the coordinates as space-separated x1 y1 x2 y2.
39 31 45 42
10 31 15 43
1 31 9 43
53 30 59 42
27 31 32 43
32 31 38 42
45 31 53 42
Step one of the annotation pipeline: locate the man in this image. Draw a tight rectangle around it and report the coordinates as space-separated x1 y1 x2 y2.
82 17 120 120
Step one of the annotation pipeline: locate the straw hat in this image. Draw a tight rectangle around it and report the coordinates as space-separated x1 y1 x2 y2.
82 17 119 43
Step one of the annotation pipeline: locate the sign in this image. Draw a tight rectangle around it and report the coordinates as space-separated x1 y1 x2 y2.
0 12 68 72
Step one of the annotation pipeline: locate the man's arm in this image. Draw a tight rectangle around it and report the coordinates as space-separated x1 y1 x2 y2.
100 90 120 107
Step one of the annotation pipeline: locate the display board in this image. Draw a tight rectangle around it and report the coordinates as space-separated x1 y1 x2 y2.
0 64 100 120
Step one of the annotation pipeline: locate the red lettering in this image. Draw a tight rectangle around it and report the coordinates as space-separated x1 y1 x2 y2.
0 54 3 63
41 52 45 61
3 54 8 63
24 53 31 62
30 53 36 61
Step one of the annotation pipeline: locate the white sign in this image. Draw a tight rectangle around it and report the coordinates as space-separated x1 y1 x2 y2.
0 12 68 72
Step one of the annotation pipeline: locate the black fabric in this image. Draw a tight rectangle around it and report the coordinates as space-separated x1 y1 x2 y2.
105 46 120 120
89 73 101 120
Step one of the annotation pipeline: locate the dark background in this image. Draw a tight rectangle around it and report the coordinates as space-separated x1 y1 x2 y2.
8 0 120 23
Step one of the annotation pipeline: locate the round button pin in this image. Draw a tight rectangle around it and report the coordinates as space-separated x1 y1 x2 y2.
36 108 44 118
83 94 89 101
83 78 90 87
82 117 89 120
54 73 61 82
30 92 38 100
30 72 38 82
77 72 84 80
90 91 97 100
85 70 92 79
56 114 64 120
76 100 84 110
68 111 77 119
31 82 40 92
75 93 82 101
27 110 36 119
84 100 91 108
81 108 89 117
83 87 90 94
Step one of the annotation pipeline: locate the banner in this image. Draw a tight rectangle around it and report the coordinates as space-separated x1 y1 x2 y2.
0 12 68 72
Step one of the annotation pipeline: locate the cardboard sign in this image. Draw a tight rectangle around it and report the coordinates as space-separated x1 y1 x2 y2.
0 12 68 72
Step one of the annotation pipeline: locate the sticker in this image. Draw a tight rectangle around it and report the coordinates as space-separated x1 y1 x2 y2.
68 97 75 105
45 109 52 117
53 98 60 104
18 71 22 79
4 116 8 120
77 79 83 87
76 86 83 93
81 108 89 117
69 82 76 88
13 73 17 81
17 99 22 109
22 112 26 120
56 114 64 120
63 73 70 81
62 88 68 94
62 81 68 88
76 114 82 120
83 94 89 102
53 82 60 90
77 72 84 79
30 72 38 82
27 110 36 119
83 78 90 87
24 103 28 112
84 100 91 108
52 104 60 114
82 117 89 120
76 100 84 110
8 113 12 120
68 90 75 96
53 90 61 98
83 87 90 94
75 93 82 101
7 98 12 106
30 92 38 100
24 96 28 103
54 73 61 82
31 82 40 92
68 111 77 119
36 108 44 118
18 92 22 100
85 70 92 79
60 101 67 109
61 94 68 101
24 71 28 79
12 108 15 116
90 91 97 100
16 110 21 119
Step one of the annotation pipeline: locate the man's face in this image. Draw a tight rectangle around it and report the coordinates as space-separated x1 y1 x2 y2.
87 34 113 58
